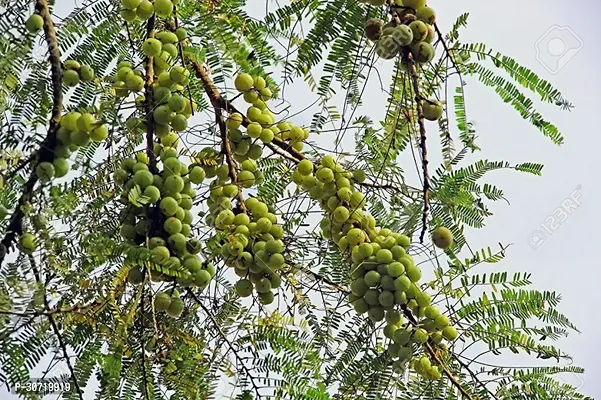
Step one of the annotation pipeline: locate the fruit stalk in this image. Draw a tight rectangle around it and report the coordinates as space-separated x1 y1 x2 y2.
0 0 63 265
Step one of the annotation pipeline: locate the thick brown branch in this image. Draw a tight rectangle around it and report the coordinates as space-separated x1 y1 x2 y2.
406 60 431 244
144 16 156 169
0 0 63 266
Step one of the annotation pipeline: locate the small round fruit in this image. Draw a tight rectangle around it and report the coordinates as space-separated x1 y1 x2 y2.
127 268 144 285
432 226 453 249
26 14 44 33
403 0 426 9
167 297 184 317
36 162 55 182
154 0 174 17
376 36 400 60
234 73 254 92
79 65 95 81
392 24 414 46
63 70 80 87
416 6 436 24
52 158 69 178
442 326 458 341
422 99 444 121
236 279 253 297
19 233 37 254
142 38 162 57
153 293 171 311
364 18 383 41
411 42 435 63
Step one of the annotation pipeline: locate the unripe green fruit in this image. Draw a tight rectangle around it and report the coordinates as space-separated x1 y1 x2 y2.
432 226 453 249
64 60 80 71
154 293 171 311
368 307 385 322
442 326 458 341
258 290 274 305
90 124 108 141
409 20 428 42
391 24 414 46
167 297 184 317
126 75 145 91
154 0 174 17
422 99 444 121
136 0 154 19
127 268 144 285
63 70 80 87
79 65 95 81
162 43 178 58
164 217 183 235
169 66 189 83
133 170 153 188
171 114 188 131
19 233 37 254
157 31 179 44
143 38 163 57
175 27 187 41
412 328 428 343
193 269 212 288
259 128 274 143
164 175 184 194
237 170 255 188
235 73 254 92
235 279 253 297
189 166 205 184
168 94 186 113
26 14 43 33
36 162 55 182
52 158 69 178
376 36 400 60
160 196 179 216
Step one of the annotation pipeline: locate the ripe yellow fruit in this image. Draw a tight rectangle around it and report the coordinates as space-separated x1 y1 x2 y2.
422 99 443 121
416 6 436 24
432 226 453 249
25 14 43 33
234 73 254 92
364 18 383 41
409 20 428 42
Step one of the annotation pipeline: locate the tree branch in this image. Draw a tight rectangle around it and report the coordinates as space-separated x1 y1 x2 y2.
0 0 63 266
143 15 156 169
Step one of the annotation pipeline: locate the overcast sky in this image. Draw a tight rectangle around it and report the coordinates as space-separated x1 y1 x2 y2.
2 0 599 398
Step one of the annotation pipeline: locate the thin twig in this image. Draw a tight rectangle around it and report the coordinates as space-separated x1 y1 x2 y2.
187 289 262 397
28 255 83 400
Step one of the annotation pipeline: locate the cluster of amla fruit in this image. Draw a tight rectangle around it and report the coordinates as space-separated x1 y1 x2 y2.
292 155 458 379
116 148 216 297
153 289 185 318
119 0 180 22
364 0 437 64
232 73 309 150
62 59 95 87
202 160 286 305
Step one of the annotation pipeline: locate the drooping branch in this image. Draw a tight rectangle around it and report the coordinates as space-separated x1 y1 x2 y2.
0 0 63 266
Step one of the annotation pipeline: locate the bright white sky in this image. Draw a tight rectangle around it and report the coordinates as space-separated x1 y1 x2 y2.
2 0 599 398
